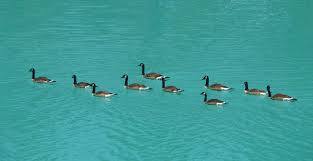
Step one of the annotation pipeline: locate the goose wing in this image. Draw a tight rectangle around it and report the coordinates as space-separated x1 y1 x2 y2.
144 72 163 79
272 93 292 99
210 84 229 90
206 99 225 105
128 83 146 88
76 82 91 87
95 91 116 97
128 83 145 87
247 89 266 95
163 86 182 92
34 76 52 83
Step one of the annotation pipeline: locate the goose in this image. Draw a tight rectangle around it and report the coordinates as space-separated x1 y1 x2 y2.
202 75 231 91
266 85 297 101
244 82 266 95
121 74 151 90
72 75 91 88
91 83 117 97
138 63 168 80
200 92 226 105
29 68 56 83
160 77 183 93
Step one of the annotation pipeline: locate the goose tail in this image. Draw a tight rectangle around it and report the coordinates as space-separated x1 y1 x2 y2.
222 87 232 91
177 89 184 92
48 80 56 83
290 98 297 102
141 86 152 90
106 93 117 97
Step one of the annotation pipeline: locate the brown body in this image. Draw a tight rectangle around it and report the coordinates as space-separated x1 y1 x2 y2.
138 63 167 80
72 75 91 88
121 74 151 90
267 85 297 101
245 89 266 95
91 83 116 97
206 99 225 105
244 82 266 95
208 84 230 91
32 77 51 83
94 91 115 97
202 75 231 91
271 93 293 101
161 78 183 93
163 86 181 93
201 92 226 105
126 83 149 90
144 72 164 80
74 82 91 88
29 68 55 83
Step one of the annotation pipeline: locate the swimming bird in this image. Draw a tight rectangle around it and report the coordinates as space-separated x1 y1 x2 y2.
91 83 117 97
29 68 56 83
160 77 183 93
266 85 297 101
138 63 168 80
200 92 226 105
72 75 91 88
202 75 231 91
244 81 266 95
121 74 151 90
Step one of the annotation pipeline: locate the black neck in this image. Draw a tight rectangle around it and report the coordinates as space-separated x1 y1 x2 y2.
32 70 35 79
124 76 128 86
203 94 207 102
73 77 77 84
92 85 96 93
244 82 249 90
141 65 145 75
267 88 272 97
162 79 165 88
205 77 209 87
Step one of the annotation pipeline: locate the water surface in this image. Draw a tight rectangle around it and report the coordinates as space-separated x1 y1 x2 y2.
1 0 313 160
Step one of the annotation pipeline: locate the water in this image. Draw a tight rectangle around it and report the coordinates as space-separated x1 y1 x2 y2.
1 0 313 160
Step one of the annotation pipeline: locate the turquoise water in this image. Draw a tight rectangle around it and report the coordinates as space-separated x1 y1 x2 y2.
1 0 313 160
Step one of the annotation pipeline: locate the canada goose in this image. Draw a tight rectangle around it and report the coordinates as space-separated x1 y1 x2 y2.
121 74 151 90
200 92 226 105
72 75 91 88
202 75 231 91
160 77 183 93
138 63 168 80
267 85 297 101
244 82 266 95
91 83 117 97
29 68 56 83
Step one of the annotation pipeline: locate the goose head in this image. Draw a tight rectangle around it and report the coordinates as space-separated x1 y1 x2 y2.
202 75 208 80
121 74 128 78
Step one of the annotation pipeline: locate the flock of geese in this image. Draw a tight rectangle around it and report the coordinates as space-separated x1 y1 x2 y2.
29 63 297 105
